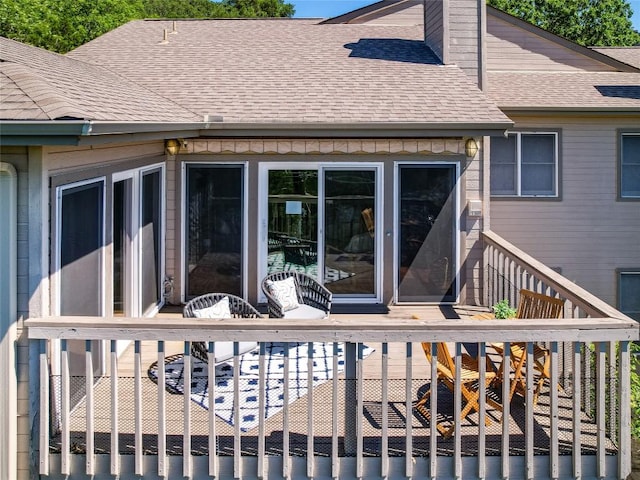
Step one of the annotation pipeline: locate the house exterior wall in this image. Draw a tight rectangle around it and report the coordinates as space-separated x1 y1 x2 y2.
424 0 445 62
0 147 28 480
172 137 484 306
486 15 618 72
365 3 424 24
489 115 640 307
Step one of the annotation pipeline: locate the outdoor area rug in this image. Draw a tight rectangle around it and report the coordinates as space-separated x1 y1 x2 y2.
267 252 354 283
148 342 374 432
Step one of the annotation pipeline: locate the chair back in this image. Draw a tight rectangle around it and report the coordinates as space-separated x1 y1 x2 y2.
261 271 332 318
421 342 456 379
183 293 262 318
516 289 564 319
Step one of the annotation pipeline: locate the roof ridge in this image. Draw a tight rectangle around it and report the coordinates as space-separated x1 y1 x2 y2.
0 61 89 120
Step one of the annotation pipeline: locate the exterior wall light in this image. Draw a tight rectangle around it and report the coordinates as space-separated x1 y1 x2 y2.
165 139 181 156
465 138 479 158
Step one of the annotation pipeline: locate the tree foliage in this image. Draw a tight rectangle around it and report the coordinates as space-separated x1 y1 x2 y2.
489 0 640 46
0 0 295 53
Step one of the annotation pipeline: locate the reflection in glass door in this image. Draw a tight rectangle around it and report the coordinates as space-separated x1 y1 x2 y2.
113 178 133 317
264 166 380 301
397 164 456 303
324 169 376 297
267 170 319 278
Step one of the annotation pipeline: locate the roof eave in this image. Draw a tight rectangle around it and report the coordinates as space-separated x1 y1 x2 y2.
499 107 640 116
195 121 514 138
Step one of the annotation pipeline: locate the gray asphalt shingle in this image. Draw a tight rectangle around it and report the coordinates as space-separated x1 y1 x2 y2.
68 19 510 126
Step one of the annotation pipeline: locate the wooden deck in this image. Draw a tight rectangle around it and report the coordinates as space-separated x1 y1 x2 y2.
49 306 615 459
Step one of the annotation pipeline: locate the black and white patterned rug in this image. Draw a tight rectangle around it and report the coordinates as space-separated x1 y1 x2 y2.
148 342 373 432
267 252 354 283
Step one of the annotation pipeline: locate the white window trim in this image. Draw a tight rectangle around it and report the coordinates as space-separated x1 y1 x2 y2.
619 270 640 321
492 131 559 198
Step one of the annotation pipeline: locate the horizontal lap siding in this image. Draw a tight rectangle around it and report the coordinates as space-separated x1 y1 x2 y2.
424 0 445 62
366 4 424 25
490 116 640 306
486 15 617 72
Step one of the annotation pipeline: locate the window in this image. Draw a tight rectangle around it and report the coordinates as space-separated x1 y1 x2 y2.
490 132 558 197
620 133 640 198
619 271 640 322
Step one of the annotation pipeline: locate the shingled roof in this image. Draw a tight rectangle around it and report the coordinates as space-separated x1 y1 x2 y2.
68 19 511 129
0 36 200 122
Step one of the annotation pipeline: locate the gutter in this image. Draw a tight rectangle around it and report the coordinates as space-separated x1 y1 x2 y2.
0 119 513 146
500 107 640 116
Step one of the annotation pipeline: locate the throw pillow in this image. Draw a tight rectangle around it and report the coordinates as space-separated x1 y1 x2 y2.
266 277 300 312
193 296 232 318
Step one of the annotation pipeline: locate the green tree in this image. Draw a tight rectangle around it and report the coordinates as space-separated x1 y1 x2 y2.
0 0 295 54
489 0 640 46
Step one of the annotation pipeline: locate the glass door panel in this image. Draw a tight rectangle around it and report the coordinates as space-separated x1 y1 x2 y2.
186 165 244 298
324 169 376 297
397 165 456 303
113 178 133 317
267 170 319 278
140 169 163 314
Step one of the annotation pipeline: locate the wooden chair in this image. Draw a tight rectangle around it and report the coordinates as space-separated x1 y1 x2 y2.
415 342 502 438
492 289 564 404
183 293 262 364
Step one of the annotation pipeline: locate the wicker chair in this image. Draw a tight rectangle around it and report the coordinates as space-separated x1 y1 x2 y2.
183 293 262 364
261 271 332 319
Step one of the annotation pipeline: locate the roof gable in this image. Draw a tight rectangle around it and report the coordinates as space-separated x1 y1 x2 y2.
486 7 635 73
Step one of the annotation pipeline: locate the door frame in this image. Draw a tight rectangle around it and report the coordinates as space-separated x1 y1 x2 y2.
393 160 461 304
258 161 384 304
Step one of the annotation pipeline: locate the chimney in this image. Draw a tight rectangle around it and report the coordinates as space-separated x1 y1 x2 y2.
423 0 486 89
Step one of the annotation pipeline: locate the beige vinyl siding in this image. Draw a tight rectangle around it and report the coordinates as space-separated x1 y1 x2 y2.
46 141 164 173
489 115 640 307
0 146 30 480
486 15 618 72
365 4 424 25
424 0 445 62
449 0 480 83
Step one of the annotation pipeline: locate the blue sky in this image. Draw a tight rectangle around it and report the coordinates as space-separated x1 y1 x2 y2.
292 0 640 33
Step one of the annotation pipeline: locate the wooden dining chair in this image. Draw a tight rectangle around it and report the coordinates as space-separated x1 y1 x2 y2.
415 342 502 438
492 289 564 404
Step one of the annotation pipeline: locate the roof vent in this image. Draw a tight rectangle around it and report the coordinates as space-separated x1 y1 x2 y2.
170 21 178 34
158 29 169 45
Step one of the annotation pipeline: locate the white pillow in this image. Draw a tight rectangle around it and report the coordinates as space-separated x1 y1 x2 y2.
193 296 232 318
266 277 300 312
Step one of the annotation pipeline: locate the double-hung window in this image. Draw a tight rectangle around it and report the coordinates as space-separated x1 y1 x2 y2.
620 133 640 199
490 132 558 197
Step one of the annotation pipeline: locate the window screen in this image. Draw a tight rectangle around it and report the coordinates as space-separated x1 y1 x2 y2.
621 134 640 198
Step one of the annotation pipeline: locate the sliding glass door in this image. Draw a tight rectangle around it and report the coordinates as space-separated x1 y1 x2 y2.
261 164 381 302
185 164 245 298
397 164 457 303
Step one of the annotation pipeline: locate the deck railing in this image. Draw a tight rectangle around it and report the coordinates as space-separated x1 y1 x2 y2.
25 231 638 480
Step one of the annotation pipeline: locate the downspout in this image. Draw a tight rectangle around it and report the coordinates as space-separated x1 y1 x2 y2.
0 161 18 480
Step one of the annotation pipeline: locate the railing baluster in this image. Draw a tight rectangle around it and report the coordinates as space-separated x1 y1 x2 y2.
454 343 462 479
618 341 631 479
307 342 314 479
405 342 413 479
134 341 143 476
207 342 217 478
501 342 510 480
525 342 534 480
429 342 437 480
258 342 266 479
110 341 119 476
258 342 267 478
283 342 290 479
39 340 49 475
331 342 339 480
478 342 486 480
157 341 166 478
356 343 364 479
572 342 582 479
596 342 606 479
233 342 241 479
85 341 94 476
60 340 70 476
584 341 592 415
550 342 559 480
381 342 389 479
183 342 192 478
